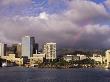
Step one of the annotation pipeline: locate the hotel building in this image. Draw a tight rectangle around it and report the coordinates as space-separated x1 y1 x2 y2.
43 42 56 61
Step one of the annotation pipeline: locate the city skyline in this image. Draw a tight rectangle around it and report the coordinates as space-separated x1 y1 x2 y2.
1 1 110 82
0 0 110 49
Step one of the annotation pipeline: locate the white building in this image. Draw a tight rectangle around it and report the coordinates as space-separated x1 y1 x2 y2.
77 54 87 60
0 43 6 57
30 53 45 66
90 54 103 64
43 42 56 61
105 50 110 67
63 55 73 62
63 55 80 62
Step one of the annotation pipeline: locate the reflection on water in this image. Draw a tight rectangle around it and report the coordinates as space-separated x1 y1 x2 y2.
0 67 110 82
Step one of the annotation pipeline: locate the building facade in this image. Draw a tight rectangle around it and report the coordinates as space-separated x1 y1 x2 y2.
22 36 35 58
33 43 39 54
77 54 87 60
0 43 7 57
105 50 110 67
90 54 103 64
2 54 23 66
30 53 45 66
63 55 80 62
43 42 56 61
16 43 22 58
12 43 22 58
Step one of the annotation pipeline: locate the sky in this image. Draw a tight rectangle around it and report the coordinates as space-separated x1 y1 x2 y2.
0 0 110 49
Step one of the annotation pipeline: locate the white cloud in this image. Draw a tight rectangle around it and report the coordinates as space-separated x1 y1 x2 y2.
39 12 49 20
65 0 110 25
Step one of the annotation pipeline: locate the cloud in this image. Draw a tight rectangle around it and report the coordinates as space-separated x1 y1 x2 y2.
39 12 49 20
65 0 110 25
104 0 110 8
0 0 31 5
0 0 110 49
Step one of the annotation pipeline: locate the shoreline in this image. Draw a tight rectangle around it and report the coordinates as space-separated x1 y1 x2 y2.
0 65 106 70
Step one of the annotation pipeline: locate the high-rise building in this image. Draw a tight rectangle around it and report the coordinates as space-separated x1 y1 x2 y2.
33 43 39 54
17 43 22 58
0 43 7 57
22 36 35 58
6 45 16 56
12 43 22 58
43 42 56 61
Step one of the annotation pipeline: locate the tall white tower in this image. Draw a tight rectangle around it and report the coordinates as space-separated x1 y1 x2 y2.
22 36 35 58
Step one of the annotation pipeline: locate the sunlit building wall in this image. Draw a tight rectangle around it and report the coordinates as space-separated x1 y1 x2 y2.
90 54 103 64
77 54 87 60
22 36 35 58
2 54 23 65
0 43 7 57
105 50 110 67
43 42 56 61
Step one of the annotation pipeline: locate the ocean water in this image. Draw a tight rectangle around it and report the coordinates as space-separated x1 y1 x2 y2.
0 67 110 82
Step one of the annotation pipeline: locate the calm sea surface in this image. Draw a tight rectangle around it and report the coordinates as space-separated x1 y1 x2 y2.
0 67 110 82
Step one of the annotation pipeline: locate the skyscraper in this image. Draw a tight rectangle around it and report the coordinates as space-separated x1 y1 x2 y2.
22 36 35 58
0 43 7 57
43 42 56 61
17 43 22 58
33 43 39 54
12 43 22 58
